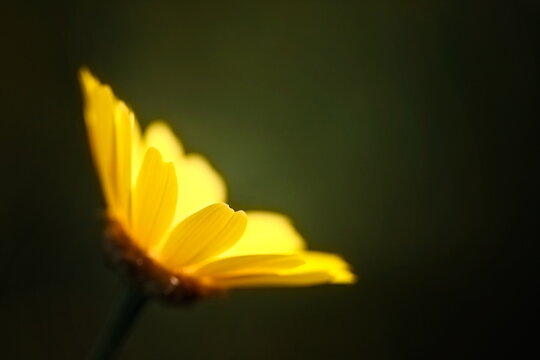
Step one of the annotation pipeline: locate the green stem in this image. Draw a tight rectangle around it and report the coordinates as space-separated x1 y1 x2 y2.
88 284 148 360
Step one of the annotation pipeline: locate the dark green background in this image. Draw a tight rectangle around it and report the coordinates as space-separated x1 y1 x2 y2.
0 1 536 359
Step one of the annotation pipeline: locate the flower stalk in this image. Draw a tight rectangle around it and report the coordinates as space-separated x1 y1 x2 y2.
88 284 148 360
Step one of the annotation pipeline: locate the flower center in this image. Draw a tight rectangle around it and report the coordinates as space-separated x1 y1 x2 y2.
103 217 219 305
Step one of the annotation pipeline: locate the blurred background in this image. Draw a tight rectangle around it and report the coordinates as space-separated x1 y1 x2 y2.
0 1 537 359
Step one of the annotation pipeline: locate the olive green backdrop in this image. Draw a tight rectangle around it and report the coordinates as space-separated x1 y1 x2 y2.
0 1 536 359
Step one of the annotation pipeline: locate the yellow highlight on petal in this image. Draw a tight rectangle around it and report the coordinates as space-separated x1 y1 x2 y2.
143 121 185 162
141 121 227 222
80 68 116 211
214 272 333 288
175 153 227 220
194 254 305 277
132 147 178 251
290 252 357 284
158 203 247 270
221 211 306 258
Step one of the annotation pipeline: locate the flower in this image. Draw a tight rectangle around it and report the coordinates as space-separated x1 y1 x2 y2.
80 68 355 303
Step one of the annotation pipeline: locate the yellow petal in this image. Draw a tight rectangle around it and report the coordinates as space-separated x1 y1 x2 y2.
212 251 355 288
213 272 333 288
285 251 357 284
158 203 247 269
220 211 306 258
174 153 227 222
143 121 184 162
131 118 143 187
194 254 304 277
141 121 226 222
80 68 140 221
80 68 116 210
112 101 134 220
131 147 178 251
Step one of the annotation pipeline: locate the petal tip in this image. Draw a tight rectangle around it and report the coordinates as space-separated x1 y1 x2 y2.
79 67 99 89
235 209 247 216
332 271 357 284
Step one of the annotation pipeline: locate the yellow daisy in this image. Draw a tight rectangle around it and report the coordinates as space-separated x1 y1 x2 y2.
80 68 355 303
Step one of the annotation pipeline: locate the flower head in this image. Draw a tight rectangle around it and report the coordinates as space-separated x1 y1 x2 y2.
80 68 355 303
